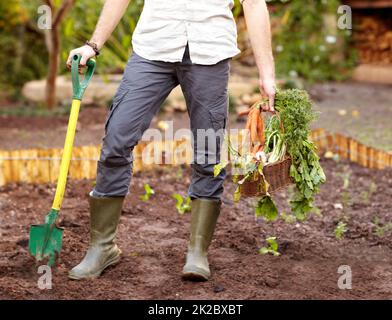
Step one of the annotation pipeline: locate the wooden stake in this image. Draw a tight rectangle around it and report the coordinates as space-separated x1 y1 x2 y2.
357 143 368 168
335 133 349 160
0 151 6 187
349 138 358 163
367 147 376 169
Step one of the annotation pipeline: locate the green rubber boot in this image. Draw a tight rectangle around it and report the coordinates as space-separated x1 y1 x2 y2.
68 195 124 280
182 198 221 281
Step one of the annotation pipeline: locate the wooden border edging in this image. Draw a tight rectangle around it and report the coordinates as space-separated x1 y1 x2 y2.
0 129 390 186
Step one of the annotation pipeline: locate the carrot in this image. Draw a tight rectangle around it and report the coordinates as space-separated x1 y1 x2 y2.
250 107 260 144
256 113 265 146
238 109 251 117
245 108 254 132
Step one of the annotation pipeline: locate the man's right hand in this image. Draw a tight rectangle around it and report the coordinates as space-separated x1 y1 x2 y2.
66 45 97 70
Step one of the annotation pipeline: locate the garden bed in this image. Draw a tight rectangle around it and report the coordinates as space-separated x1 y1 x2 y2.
0 159 391 299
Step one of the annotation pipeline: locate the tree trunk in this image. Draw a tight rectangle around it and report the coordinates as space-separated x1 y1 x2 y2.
45 26 60 110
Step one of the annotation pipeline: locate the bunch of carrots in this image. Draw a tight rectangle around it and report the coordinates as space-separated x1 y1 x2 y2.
239 102 267 162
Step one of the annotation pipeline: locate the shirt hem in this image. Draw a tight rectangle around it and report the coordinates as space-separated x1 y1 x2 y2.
133 47 241 65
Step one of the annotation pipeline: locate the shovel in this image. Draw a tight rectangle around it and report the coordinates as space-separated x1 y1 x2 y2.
28 54 96 266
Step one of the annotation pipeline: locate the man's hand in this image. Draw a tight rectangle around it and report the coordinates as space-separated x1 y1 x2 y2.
260 78 276 112
66 0 131 70
66 45 96 70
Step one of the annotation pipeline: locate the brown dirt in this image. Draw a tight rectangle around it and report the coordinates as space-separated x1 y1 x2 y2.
0 159 391 300
0 107 108 150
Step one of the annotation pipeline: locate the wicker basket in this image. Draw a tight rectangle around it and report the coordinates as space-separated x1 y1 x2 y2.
240 157 293 197
236 104 294 197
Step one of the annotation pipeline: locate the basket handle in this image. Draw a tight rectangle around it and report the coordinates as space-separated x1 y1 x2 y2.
250 100 285 133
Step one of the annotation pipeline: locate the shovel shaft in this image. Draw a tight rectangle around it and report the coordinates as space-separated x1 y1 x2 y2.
52 99 81 211
28 55 96 265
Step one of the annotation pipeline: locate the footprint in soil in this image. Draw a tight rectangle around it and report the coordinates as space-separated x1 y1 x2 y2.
16 238 29 248
213 284 225 293
279 240 305 260
59 220 82 228
264 276 279 288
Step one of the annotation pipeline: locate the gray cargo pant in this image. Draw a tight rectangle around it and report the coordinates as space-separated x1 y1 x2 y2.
93 46 229 200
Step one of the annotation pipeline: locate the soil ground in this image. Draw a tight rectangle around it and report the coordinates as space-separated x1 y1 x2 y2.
0 159 391 300
0 79 391 299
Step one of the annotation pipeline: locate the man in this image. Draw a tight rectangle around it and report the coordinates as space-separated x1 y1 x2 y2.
66 0 276 281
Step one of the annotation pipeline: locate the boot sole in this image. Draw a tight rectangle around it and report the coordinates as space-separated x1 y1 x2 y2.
182 267 210 282
68 253 121 280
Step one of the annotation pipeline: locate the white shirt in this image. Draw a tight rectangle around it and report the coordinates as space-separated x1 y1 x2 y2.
132 0 243 65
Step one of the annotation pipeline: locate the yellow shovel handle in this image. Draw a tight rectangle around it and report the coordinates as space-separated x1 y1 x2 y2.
52 99 81 211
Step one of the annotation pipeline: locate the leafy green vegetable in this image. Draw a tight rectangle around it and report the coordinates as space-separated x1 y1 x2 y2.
233 186 241 203
140 184 155 201
172 193 191 215
259 236 280 256
264 114 286 164
255 196 279 221
275 89 326 220
215 89 326 223
214 161 228 178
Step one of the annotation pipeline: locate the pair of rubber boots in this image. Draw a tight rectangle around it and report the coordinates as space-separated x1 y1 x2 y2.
68 196 220 281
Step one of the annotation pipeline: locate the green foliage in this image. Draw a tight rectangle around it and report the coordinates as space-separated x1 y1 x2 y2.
334 221 347 240
373 217 392 238
336 169 351 189
0 105 70 117
274 89 326 220
274 89 315 153
232 0 243 18
0 0 28 27
140 184 155 201
172 193 192 215
0 0 47 88
1 0 356 90
61 0 144 74
341 191 352 207
259 236 280 256
264 113 286 162
268 0 356 83
214 160 229 178
255 196 278 221
280 211 297 224
0 0 145 89
360 182 377 204
233 186 241 202
216 89 326 222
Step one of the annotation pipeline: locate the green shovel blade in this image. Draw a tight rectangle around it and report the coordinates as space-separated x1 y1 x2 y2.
28 209 64 266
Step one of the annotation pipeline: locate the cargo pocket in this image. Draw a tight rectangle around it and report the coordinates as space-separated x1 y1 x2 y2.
208 109 227 132
104 89 129 132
